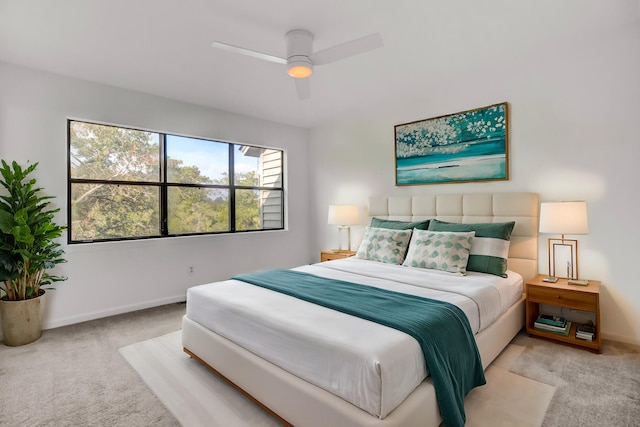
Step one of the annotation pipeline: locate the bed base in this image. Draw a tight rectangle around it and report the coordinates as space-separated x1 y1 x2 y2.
182 294 525 427
183 347 293 426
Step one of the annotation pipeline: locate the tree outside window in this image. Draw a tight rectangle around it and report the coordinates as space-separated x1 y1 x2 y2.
68 121 284 243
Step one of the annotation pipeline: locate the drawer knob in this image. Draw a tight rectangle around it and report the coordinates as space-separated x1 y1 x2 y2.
556 295 561 299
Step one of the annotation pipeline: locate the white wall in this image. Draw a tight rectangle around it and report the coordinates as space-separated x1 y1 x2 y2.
309 23 640 345
0 62 311 331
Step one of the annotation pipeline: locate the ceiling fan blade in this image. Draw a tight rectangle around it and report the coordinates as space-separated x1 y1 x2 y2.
294 78 310 100
311 33 383 65
211 41 286 64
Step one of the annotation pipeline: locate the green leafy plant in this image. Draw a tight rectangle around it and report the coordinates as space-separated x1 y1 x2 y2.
0 160 66 301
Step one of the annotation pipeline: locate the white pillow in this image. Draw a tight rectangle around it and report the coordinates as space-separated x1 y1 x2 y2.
402 229 475 275
355 226 412 264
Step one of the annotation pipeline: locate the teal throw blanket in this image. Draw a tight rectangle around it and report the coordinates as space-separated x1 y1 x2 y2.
232 269 486 427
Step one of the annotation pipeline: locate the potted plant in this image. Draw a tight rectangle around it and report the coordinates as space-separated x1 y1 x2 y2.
0 160 66 346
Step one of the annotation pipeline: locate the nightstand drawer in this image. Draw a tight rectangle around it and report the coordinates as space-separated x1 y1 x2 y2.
527 286 598 311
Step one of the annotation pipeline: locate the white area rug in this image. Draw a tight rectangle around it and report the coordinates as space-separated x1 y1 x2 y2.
120 331 554 427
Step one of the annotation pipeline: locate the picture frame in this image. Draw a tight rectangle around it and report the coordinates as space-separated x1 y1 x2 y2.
394 102 509 185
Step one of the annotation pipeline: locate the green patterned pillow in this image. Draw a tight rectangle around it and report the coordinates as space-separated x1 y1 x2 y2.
402 229 475 275
355 226 412 264
428 219 515 277
370 217 430 230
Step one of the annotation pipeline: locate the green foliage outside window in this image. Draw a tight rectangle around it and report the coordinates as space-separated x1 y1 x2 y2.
69 121 283 242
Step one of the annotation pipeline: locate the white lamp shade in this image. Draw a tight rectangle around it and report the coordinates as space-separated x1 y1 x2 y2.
539 201 588 235
327 205 359 226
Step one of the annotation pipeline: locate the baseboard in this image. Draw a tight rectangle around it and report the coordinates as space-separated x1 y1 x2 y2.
601 332 640 348
42 294 186 331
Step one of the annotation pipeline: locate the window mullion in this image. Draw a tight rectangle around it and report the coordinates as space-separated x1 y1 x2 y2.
229 144 235 232
160 134 168 236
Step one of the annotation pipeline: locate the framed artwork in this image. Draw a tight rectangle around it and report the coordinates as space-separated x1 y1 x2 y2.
394 102 509 185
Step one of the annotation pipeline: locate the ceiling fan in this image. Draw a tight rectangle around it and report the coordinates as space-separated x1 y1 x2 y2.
211 29 383 100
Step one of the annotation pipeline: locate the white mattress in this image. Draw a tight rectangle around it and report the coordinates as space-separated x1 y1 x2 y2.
185 258 523 419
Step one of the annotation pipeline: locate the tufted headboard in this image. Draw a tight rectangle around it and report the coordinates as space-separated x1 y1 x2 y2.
368 192 539 282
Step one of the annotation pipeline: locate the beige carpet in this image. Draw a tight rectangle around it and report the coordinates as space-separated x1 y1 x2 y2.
120 331 555 427
509 333 640 426
0 303 185 427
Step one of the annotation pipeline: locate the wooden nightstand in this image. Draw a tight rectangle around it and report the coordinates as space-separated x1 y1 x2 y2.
525 274 601 353
320 250 356 262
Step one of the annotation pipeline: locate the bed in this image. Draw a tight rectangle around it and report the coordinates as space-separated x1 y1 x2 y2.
182 192 539 427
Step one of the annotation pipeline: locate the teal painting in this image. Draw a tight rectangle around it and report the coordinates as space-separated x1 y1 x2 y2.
395 102 508 185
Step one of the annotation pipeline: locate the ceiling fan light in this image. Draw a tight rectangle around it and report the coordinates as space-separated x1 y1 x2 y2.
287 65 313 78
287 56 313 78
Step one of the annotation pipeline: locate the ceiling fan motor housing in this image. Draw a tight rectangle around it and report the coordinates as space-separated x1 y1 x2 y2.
286 29 314 78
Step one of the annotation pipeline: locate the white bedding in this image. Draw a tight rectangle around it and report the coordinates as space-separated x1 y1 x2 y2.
185 258 523 419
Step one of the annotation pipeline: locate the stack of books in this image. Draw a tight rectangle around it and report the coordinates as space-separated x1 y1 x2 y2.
576 323 596 341
533 314 571 336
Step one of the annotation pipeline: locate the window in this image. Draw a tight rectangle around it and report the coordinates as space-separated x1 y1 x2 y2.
68 120 284 243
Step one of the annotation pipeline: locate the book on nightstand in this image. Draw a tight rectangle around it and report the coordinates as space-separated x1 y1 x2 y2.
575 323 596 341
535 314 567 328
534 320 572 336
575 333 593 342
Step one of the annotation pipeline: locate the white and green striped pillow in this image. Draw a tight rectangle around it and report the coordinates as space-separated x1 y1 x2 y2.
427 219 516 277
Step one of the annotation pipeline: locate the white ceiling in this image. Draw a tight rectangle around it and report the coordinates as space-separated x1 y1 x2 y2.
0 0 637 128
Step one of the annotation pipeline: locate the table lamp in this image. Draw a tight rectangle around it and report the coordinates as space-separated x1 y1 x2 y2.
539 201 589 283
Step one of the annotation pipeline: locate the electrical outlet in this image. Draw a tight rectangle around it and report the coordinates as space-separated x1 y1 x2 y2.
188 266 194 275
